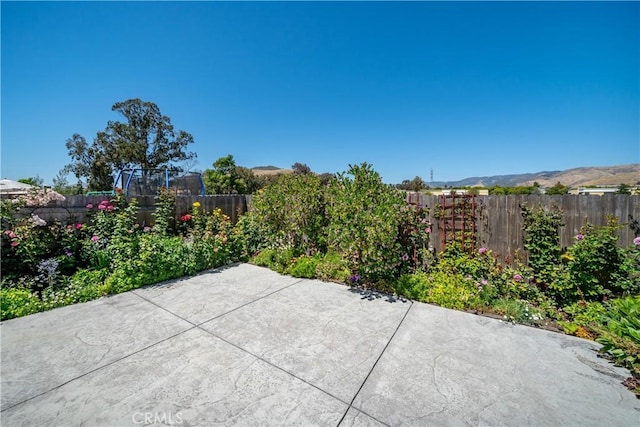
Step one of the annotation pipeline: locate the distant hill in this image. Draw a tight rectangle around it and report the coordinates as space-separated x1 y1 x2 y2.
251 166 292 176
429 164 640 188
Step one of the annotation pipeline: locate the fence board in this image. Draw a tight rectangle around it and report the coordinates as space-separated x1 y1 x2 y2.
9 194 640 256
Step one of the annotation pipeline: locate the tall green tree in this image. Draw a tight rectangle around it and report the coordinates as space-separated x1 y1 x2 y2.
65 98 196 191
204 155 246 194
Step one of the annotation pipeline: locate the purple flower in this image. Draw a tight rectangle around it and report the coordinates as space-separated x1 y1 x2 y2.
513 274 523 282
91 235 100 242
633 237 640 246
575 234 584 241
64 249 73 257
481 279 488 286
478 247 487 254
350 274 360 284
401 253 409 262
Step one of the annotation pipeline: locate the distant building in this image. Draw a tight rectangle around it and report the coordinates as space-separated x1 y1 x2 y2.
424 189 489 196
570 187 621 196
0 179 34 199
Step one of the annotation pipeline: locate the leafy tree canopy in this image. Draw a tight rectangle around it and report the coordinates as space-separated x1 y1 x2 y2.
17 176 43 187
65 98 196 191
292 162 311 175
545 181 570 195
204 154 259 194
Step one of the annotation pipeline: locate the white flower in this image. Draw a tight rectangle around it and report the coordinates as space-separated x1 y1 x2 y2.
29 214 47 227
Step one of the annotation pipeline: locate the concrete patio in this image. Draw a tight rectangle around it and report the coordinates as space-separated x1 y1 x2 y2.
1 263 638 426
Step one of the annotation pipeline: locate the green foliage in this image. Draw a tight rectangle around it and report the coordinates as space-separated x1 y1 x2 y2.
394 271 481 310
153 188 176 236
204 155 246 194
596 296 640 376
287 254 322 278
0 288 43 320
326 163 404 282
521 205 563 282
314 251 351 283
397 203 433 272
65 99 196 190
492 299 544 325
488 185 539 195
545 182 570 195
562 300 606 326
252 173 326 255
616 183 632 195
234 212 267 258
17 176 44 187
252 248 296 273
565 219 639 301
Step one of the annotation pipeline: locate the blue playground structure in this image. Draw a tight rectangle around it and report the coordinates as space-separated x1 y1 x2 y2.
112 168 205 196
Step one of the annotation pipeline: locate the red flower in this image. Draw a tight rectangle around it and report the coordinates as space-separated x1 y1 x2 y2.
181 214 192 222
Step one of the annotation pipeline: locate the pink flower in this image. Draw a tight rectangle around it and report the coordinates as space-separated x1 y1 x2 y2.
633 237 640 246
3 230 11 235
91 235 100 242
481 279 488 285
513 274 523 282
575 234 584 241
106 205 114 211
424 227 431 234
86 203 93 209
478 247 487 254
97 204 106 210
75 223 83 230
10 241 18 247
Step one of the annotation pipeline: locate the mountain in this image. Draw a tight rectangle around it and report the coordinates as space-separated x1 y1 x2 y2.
251 166 292 176
428 164 640 188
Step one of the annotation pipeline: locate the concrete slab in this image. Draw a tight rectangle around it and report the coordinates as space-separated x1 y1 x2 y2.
1 263 638 426
2 328 348 426
133 263 300 325
340 407 387 427
200 279 411 403
0 292 193 411
352 302 640 426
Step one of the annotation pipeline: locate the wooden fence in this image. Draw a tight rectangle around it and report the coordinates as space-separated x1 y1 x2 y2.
410 194 640 257
14 195 249 226
10 194 640 257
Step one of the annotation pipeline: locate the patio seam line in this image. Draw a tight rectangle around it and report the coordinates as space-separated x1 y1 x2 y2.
336 301 414 427
132 279 304 328
0 325 199 413
196 324 353 410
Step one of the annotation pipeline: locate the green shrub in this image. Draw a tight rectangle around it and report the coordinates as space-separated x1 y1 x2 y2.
287 254 322 278
253 249 278 269
521 205 563 282
566 219 639 300
394 271 481 310
315 252 351 283
251 173 326 255
0 288 42 320
326 163 404 282
562 300 606 326
596 296 640 376
492 299 545 325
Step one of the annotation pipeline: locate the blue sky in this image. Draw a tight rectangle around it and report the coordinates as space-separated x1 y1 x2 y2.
2 1 638 186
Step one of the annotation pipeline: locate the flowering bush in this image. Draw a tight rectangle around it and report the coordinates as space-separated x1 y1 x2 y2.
326 163 404 282
251 173 326 255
